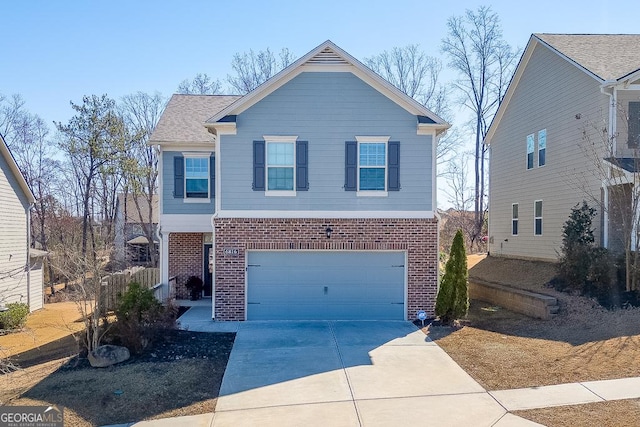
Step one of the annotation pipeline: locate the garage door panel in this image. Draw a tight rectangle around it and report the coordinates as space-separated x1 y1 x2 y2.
247 251 405 320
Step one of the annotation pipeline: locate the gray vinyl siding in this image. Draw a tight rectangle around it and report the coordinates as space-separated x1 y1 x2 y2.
162 151 215 214
220 72 433 211
0 152 31 308
488 43 608 261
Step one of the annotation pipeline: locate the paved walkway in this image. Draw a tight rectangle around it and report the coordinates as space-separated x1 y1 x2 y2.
113 309 640 427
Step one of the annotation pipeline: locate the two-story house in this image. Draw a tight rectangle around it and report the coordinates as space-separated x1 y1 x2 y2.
486 34 640 261
150 41 449 321
0 133 43 312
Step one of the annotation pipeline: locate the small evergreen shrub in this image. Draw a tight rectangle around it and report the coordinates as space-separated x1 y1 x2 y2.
0 302 29 331
435 230 469 324
557 201 596 291
112 282 176 353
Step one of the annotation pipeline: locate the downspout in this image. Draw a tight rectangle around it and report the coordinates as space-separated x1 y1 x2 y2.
600 83 617 249
210 213 217 320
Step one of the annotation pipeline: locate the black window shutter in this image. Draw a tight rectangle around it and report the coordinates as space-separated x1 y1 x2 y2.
345 141 357 191
388 141 400 191
174 155 184 198
253 140 265 191
210 155 215 197
629 102 640 147
296 141 309 191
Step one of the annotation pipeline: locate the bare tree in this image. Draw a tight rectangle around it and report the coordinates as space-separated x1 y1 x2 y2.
577 105 640 292
119 91 167 267
177 73 222 95
441 153 478 253
442 6 519 246
227 47 295 94
0 93 27 143
365 45 459 167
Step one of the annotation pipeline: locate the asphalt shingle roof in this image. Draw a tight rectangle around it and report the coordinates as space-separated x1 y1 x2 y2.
535 34 640 81
149 94 241 144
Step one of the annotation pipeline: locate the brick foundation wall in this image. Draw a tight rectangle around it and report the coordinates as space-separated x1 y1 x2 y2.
213 218 438 321
168 233 204 299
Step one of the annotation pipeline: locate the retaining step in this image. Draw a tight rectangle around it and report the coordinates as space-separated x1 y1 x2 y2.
469 278 559 320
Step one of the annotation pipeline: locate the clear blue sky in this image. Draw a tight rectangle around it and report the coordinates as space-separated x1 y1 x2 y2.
2 0 638 204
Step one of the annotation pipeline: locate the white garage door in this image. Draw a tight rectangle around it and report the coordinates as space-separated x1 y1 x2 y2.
246 251 405 320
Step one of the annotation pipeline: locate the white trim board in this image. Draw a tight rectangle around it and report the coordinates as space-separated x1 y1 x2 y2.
215 210 436 219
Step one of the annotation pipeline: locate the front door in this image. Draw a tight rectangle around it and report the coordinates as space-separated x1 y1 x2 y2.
203 243 213 297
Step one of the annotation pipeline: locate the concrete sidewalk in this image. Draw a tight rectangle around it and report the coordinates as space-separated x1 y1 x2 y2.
114 316 640 427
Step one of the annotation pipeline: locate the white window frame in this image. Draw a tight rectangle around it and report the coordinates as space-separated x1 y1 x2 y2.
511 203 519 236
538 129 546 167
356 136 389 197
534 200 543 236
526 134 535 170
264 135 297 197
184 154 210 203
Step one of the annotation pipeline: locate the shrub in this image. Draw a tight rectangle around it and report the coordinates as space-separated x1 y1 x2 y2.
557 201 596 291
435 230 469 324
112 283 176 353
0 302 29 331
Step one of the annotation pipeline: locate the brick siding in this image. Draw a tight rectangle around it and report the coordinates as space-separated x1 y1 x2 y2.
213 218 438 321
168 233 204 299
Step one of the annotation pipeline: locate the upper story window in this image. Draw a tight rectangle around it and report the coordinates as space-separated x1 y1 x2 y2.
185 156 209 198
253 136 308 195
344 137 399 194
359 142 386 191
172 153 214 201
629 101 640 148
267 142 295 191
526 134 534 169
534 200 543 236
538 129 546 167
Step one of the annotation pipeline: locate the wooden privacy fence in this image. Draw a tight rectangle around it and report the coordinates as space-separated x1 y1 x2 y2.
100 267 160 311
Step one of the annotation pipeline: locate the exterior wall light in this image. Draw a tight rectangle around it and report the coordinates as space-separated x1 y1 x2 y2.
325 227 333 239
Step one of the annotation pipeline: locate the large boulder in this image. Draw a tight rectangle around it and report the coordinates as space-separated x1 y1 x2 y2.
88 345 130 368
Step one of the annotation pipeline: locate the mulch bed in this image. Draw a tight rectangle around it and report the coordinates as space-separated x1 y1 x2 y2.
5 329 235 427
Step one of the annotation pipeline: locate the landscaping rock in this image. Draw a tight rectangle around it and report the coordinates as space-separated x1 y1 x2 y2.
88 345 130 368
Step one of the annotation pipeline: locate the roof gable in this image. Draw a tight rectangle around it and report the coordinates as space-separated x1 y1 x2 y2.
0 134 35 203
205 40 448 132
484 33 640 144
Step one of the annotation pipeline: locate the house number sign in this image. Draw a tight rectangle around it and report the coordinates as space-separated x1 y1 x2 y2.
223 248 240 256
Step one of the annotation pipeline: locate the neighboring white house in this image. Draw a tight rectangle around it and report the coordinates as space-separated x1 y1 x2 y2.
0 133 42 312
486 34 640 261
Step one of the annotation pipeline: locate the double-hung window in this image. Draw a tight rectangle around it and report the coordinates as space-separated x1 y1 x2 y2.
512 203 519 235
357 136 389 193
526 134 535 169
185 156 209 198
266 138 295 193
538 129 546 167
534 200 543 236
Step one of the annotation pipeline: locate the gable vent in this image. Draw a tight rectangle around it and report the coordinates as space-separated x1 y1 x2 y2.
305 47 350 66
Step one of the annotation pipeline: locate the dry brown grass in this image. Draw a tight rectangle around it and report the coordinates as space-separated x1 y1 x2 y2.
427 255 640 426
514 400 640 427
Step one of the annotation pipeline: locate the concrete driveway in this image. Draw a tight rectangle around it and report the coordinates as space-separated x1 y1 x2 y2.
211 321 537 427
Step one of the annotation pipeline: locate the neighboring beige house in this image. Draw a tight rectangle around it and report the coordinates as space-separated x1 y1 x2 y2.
486 34 640 261
0 134 43 312
113 194 159 268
